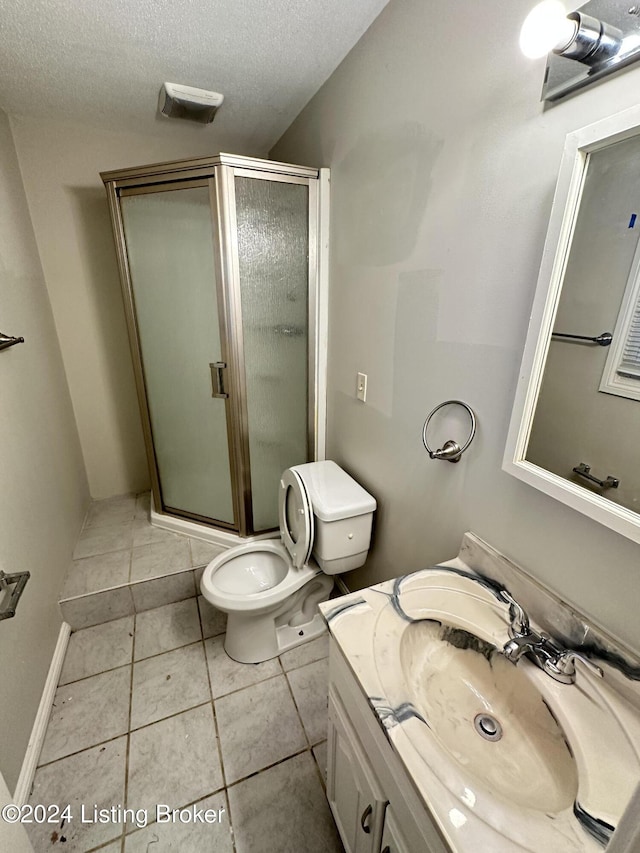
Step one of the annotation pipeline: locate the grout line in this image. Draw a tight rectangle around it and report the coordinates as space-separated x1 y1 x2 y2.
38 698 217 772
84 836 125 853
310 740 329 791
212 668 284 702
54 509 331 849
131 637 203 669
222 787 237 853
127 538 134 584
73 535 135 564
280 645 329 674
36 730 130 770
203 634 230 790
225 745 312 789
58 660 132 688
122 784 229 839
283 665 313 749
129 700 213 735
132 609 203 664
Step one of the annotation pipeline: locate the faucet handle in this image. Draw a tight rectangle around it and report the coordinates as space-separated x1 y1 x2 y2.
555 651 604 680
499 589 530 636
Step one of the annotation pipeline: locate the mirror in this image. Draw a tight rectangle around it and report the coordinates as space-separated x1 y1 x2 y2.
504 105 640 544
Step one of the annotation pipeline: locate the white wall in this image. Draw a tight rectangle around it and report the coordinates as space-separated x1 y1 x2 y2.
10 115 264 499
0 110 88 791
271 0 640 653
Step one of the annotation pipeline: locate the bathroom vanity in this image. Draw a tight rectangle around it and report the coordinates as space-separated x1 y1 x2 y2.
320 533 640 853
327 636 448 853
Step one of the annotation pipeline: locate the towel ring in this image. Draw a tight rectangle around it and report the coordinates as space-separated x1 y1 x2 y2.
422 400 477 463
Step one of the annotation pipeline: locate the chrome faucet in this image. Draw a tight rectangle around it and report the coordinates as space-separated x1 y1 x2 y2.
498 589 604 684
500 590 542 662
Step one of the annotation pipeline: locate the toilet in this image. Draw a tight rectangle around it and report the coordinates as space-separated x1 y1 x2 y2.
200 460 376 663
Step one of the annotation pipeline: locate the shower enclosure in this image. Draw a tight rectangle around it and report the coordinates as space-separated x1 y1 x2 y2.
102 154 327 538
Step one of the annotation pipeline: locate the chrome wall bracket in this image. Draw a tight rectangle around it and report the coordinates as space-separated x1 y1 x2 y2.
0 332 25 352
0 570 30 620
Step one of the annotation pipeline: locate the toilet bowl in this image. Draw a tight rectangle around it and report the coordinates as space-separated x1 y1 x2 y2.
200 461 376 663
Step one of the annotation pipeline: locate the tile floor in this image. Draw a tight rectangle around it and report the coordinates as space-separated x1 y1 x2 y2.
27 597 342 852
59 493 227 630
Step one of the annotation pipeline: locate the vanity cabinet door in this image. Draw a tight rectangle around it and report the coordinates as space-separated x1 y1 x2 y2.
327 687 387 853
380 807 412 853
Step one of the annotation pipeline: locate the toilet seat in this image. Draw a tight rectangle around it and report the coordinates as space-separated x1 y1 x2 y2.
201 540 320 613
279 467 314 570
201 469 319 616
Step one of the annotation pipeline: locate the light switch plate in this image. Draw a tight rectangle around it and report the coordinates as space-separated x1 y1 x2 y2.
356 372 367 402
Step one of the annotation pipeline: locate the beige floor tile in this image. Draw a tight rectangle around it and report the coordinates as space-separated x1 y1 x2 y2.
85 495 137 528
227 751 343 853
130 538 192 582
215 674 306 783
127 705 223 817
189 538 225 567
134 598 202 660
204 635 280 698
60 616 134 684
27 737 127 853
132 522 185 548
61 550 131 598
198 595 227 639
131 571 195 612
39 666 131 765
135 491 151 519
130 642 210 729
279 633 329 672
73 522 134 559
124 791 232 852
286 658 329 745
60 587 135 630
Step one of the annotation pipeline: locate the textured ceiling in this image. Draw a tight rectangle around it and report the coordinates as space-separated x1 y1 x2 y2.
0 0 389 152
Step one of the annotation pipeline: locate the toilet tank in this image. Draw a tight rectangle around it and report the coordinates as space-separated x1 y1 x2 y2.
292 461 376 574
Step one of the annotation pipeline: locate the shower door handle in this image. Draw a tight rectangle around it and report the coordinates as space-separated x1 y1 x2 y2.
209 362 229 398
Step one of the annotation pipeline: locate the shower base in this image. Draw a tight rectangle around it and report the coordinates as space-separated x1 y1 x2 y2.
58 492 276 631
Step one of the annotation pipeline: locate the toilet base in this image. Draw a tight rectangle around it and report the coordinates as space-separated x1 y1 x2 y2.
223 574 334 663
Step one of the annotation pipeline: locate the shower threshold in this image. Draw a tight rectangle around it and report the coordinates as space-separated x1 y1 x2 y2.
58 492 277 631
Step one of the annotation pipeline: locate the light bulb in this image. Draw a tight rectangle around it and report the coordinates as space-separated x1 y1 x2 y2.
520 1 578 59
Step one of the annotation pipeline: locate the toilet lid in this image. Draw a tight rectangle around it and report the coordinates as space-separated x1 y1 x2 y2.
279 468 314 571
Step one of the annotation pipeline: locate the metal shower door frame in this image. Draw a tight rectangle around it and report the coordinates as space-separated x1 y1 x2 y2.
104 175 240 532
103 154 324 538
215 163 320 535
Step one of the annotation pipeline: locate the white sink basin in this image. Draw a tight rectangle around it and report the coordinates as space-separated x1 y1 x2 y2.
367 567 640 849
399 618 577 812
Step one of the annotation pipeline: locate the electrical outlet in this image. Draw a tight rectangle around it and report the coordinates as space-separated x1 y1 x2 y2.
356 372 367 402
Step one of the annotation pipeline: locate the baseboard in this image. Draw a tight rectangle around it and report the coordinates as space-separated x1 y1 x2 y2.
13 622 71 805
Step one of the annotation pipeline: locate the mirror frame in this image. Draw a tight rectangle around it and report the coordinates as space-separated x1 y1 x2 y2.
503 104 640 546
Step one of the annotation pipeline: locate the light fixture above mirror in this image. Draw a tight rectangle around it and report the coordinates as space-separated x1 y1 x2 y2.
521 0 640 102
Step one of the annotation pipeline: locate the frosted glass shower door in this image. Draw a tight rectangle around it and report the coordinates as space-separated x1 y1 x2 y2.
121 183 235 526
233 174 311 531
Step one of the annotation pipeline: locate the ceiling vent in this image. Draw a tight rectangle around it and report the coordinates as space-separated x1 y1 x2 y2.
158 83 224 124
